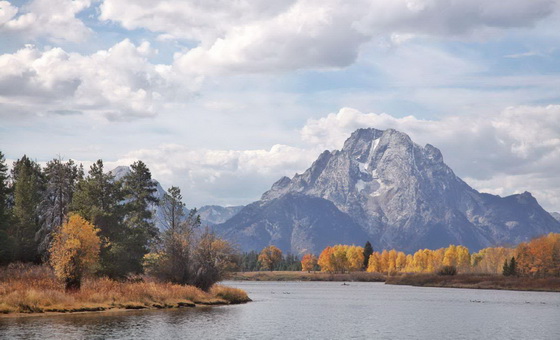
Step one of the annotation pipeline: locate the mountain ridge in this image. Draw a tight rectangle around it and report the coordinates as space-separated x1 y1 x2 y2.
217 128 560 254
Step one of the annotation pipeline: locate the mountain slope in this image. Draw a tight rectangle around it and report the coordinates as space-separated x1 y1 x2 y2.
198 205 244 226
218 128 560 254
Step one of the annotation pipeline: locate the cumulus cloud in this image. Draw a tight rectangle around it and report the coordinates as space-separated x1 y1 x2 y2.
301 106 560 210
100 0 558 73
114 144 318 206
99 105 559 211
0 0 92 42
0 39 198 120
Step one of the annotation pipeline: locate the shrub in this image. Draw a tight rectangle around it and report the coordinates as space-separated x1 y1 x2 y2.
438 265 457 276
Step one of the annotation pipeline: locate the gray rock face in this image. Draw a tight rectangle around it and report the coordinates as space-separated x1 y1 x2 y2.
551 212 560 222
198 205 244 226
218 128 560 254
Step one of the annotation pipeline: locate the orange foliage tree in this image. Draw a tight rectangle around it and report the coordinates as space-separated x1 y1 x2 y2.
49 214 101 291
516 233 560 277
301 254 318 272
258 245 282 271
318 246 335 273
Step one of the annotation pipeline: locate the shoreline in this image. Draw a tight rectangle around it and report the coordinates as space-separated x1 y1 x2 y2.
231 271 560 292
0 300 249 319
0 266 251 318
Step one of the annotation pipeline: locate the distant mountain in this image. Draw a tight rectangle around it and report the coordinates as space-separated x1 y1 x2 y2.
551 212 560 222
217 128 560 254
197 205 244 226
109 166 239 228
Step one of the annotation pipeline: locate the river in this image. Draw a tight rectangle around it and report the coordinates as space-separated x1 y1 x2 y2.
1 281 559 339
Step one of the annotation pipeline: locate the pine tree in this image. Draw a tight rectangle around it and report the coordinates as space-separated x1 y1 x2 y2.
37 157 83 258
363 241 374 269
502 258 511 276
0 151 13 264
11 156 44 263
120 161 159 274
509 256 517 277
152 186 200 284
70 160 125 277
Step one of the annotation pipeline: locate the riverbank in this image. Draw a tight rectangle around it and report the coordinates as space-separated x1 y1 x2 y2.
231 271 385 282
0 265 250 317
386 273 560 292
231 271 560 292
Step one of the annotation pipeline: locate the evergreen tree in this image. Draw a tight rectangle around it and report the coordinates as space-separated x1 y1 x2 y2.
363 241 374 269
509 256 517 277
120 161 159 274
70 160 125 277
11 156 44 263
502 258 511 276
0 151 13 264
37 157 83 258
239 251 259 271
152 186 200 284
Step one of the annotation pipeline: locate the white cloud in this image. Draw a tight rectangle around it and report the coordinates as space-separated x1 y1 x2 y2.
100 0 558 73
114 143 319 206
0 39 199 120
0 0 92 42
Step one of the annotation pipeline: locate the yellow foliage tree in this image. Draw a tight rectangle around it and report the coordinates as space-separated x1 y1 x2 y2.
332 245 349 272
301 254 318 272
456 246 471 271
442 245 457 267
396 251 407 272
346 246 365 271
258 245 282 271
366 252 381 273
49 214 101 291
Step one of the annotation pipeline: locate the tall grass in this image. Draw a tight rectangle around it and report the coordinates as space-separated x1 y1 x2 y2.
0 263 249 314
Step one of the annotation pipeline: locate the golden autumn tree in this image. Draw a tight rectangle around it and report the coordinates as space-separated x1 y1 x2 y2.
456 246 471 272
366 252 381 273
318 246 335 273
301 254 318 272
442 245 457 267
396 251 407 272
49 214 101 291
346 246 365 271
258 245 282 271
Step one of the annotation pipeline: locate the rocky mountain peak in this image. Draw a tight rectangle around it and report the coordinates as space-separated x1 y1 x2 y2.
218 127 560 254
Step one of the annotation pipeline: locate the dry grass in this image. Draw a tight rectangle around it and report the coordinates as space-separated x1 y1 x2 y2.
231 271 385 282
386 273 560 292
0 263 249 315
210 285 251 304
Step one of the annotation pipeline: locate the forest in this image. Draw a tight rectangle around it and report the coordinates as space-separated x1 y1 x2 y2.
0 151 238 293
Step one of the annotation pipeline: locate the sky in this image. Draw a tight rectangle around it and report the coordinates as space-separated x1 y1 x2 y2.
1 0 560 212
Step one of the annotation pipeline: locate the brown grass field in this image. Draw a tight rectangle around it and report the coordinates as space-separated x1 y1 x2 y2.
230 271 385 282
231 271 560 292
385 273 560 292
0 264 250 316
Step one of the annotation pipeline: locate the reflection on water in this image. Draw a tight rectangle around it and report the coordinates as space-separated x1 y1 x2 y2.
1 281 559 339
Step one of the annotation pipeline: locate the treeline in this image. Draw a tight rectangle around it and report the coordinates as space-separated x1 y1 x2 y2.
238 248 302 271
0 152 235 291
308 233 560 278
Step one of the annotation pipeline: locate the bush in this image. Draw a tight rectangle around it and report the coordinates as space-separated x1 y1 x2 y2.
438 265 457 276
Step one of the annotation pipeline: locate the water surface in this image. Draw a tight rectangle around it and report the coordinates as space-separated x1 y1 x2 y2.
1 281 559 339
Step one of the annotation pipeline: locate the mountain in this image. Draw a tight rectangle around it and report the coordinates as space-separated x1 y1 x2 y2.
551 212 560 222
197 205 244 226
217 128 560 254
